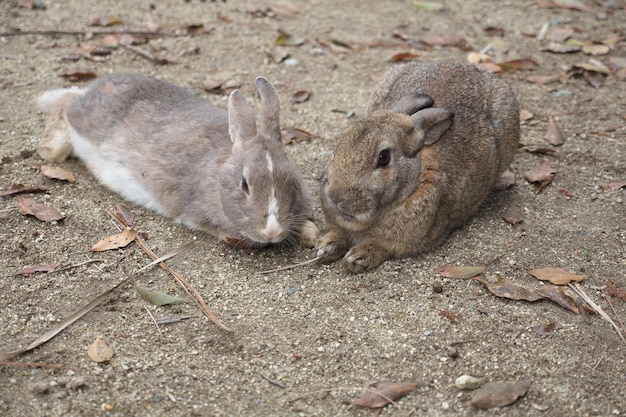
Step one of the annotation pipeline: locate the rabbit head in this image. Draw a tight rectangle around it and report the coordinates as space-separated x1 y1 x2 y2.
321 106 454 232
218 77 309 245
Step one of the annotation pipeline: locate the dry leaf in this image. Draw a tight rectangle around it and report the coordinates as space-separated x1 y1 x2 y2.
545 115 565 146
537 284 580 313
281 126 313 145
503 201 524 225
582 44 610 56
474 275 544 302
271 46 289 63
135 285 185 306
477 62 503 73
552 0 592 12
483 26 506 37
499 59 538 71
412 1 445 11
0 184 47 197
527 73 562 85
524 161 556 193
546 27 575 42
390 52 420 61
269 1 300 17
290 90 312 105
89 16 123 27
17 197 65 222
350 382 418 408
532 321 563 336
91 228 137 252
471 380 532 409
433 265 485 279
583 71 606 89
519 109 534 122
59 68 97 81
540 42 581 53
600 182 626 190
87 336 114 362
528 267 586 285
15 264 57 275
275 30 305 46
40 165 76 182
574 61 611 74
183 24 213 36
114 205 135 226
521 145 560 157
420 36 470 50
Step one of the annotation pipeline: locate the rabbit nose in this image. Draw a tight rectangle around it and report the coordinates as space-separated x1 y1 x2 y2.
261 214 283 241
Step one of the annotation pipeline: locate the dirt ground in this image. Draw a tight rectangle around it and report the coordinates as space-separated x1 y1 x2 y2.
1 0 625 416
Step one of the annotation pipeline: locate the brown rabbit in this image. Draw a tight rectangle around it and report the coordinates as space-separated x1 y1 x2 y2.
317 62 520 273
37 74 319 248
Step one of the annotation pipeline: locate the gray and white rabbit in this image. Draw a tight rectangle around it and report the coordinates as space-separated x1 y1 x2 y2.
318 62 520 272
37 74 318 247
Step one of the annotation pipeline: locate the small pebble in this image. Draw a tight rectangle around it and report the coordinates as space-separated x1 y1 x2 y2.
455 374 482 390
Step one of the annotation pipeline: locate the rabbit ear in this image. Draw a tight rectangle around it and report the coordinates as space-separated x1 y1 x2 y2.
404 107 454 156
391 93 434 115
228 90 258 144
256 77 282 143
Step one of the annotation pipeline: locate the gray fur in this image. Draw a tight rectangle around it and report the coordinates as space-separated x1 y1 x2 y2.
37 74 318 247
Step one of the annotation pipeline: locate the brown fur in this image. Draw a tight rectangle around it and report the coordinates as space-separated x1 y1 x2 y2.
318 62 520 273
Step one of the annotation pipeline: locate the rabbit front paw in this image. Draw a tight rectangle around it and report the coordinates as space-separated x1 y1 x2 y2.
342 242 389 273
316 230 350 263
299 219 320 248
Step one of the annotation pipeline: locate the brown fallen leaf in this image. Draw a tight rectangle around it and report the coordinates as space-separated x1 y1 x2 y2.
502 201 524 225
433 265 485 279
544 115 565 146
537 284 581 314
270 1 300 18
390 52 420 61
59 68 97 82
477 62 504 73
270 46 289 63
40 165 76 182
0 184 47 197
17 197 65 222
546 27 575 42
202 77 243 94
583 71 606 89
499 58 538 71
528 267 586 285
281 126 313 145
15 264 57 276
114 205 135 226
519 109 534 122
471 380 532 409
524 161 556 193
87 335 114 362
540 42 581 53
474 275 544 302
574 60 611 75
290 90 312 105
350 381 418 408
582 44 610 56
484 26 506 37
526 73 563 85
89 16 123 27
532 321 563 336
91 228 137 252
520 145 560 158
600 182 626 190
420 36 470 50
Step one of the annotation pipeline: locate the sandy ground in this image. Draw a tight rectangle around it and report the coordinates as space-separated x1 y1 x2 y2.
0 0 625 416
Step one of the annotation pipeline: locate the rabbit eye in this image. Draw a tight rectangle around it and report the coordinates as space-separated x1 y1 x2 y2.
241 178 249 194
376 149 391 168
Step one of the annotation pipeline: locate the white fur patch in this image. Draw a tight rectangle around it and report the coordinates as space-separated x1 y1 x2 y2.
265 152 274 174
69 125 164 215
261 185 282 240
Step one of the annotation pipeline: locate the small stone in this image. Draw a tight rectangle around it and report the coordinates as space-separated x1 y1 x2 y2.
455 374 482 390
447 346 459 359
432 281 444 293
32 382 49 395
